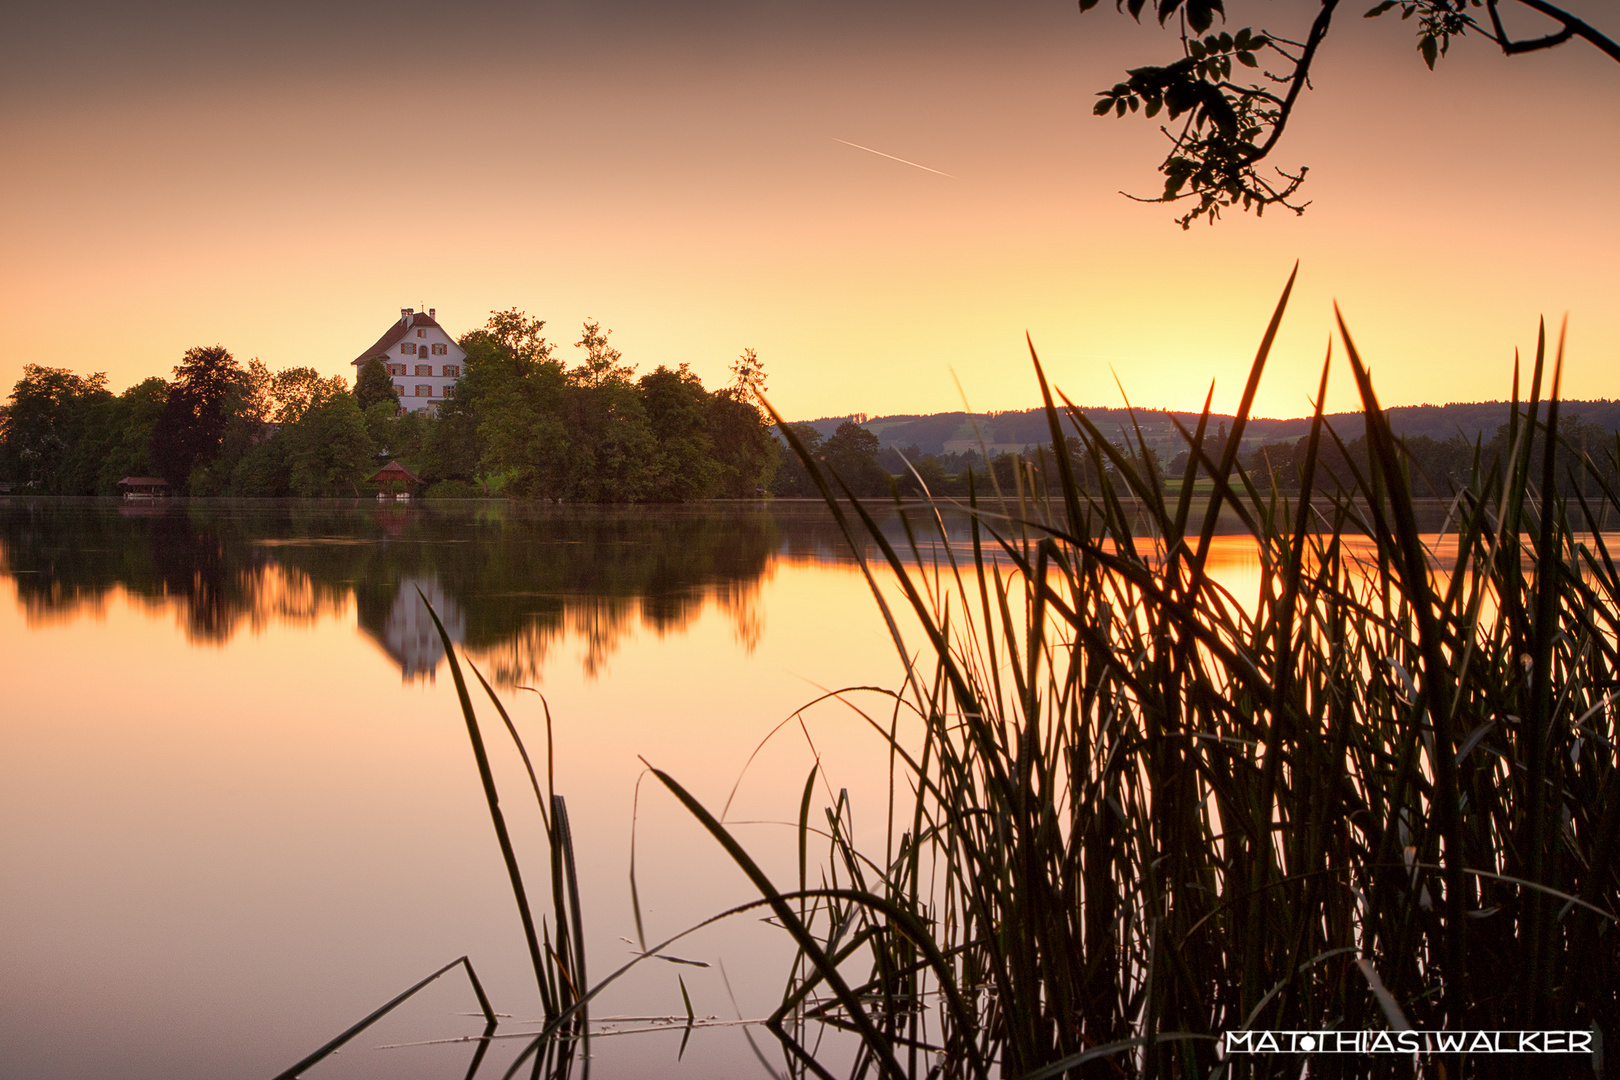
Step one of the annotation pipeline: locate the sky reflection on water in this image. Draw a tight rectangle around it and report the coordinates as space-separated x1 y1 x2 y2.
0 498 1287 1080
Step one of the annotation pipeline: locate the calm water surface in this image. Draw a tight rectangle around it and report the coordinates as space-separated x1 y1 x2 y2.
0 498 1270 1080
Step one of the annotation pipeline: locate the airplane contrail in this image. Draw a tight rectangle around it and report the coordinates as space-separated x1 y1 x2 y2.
833 138 956 178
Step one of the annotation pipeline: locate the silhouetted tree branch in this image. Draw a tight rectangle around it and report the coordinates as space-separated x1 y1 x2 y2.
1084 0 1620 226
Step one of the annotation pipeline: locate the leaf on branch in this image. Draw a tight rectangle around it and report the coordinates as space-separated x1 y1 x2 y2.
1184 0 1224 34
1364 0 1398 16
1420 33 1438 68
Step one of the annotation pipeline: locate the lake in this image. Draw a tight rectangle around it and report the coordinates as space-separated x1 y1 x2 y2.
0 497 1273 1080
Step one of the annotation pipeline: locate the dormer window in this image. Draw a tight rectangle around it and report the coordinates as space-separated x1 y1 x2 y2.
401 343 416 354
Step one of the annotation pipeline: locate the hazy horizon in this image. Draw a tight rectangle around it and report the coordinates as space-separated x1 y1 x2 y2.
5 1 1616 420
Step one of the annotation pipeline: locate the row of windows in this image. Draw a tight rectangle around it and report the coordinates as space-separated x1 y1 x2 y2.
387 364 460 377
393 382 449 397
400 343 450 355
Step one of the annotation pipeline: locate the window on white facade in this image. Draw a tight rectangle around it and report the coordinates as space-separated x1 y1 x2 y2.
414 364 431 376
415 384 431 397
401 343 416 354
388 363 406 376
443 365 461 377
417 329 426 337
431 343 448 355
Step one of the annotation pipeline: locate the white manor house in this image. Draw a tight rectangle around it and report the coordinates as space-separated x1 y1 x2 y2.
351 307 467 413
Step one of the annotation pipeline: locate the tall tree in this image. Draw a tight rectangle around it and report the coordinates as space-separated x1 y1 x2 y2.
0 365 112 492
640 364 720 500
820 420 893 496
571 320 635 389
150 345 245 487
771 423 828 497
267 367 348 424
429 309 560 484
353 357 398 412
1084 0 1620 226
710 349 779 497
285 393 374 496
95 378 170 493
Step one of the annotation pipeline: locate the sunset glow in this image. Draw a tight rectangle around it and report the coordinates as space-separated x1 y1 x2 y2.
6 1 1617 420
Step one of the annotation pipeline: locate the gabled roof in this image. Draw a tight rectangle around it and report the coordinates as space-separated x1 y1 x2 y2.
351 311 450 366
366 460 424 485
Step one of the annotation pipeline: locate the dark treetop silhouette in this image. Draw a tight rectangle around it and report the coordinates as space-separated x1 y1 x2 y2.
1083 0 1620 226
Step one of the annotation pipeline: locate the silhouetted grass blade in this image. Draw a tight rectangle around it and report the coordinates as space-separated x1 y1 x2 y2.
270 956 493 1080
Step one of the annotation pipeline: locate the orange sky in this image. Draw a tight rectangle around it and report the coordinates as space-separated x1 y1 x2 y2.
3 1 1617 420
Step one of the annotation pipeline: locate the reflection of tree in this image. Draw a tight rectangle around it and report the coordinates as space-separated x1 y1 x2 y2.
0 500 792 682
715 576 767 652
0 503 357 642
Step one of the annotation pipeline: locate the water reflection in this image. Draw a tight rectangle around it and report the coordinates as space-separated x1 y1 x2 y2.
373 576 465 679
0 495 1504 1080
0 500 793 683
5 497 1464 684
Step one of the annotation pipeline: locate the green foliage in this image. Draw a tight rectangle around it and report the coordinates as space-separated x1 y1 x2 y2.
0 365 113 493
229 430 293 496
439 313 777 502
93 378 170 493
770 423 827 497
561 377 657 502
270 366 348 424
286 393 373 497
639 364 719 500
423 479 483 499
708 391 779 497
150 344 248 489
819 420 892 496
354 357 398 412
3 308 778 504
570 319 634 390
471 344 572 498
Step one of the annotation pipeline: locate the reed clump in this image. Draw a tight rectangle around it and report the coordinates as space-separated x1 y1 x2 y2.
660 273 1618 1079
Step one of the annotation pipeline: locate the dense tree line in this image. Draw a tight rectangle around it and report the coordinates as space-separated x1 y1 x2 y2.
783 411 1620 506
0 310 782 501
1236 413 1619 498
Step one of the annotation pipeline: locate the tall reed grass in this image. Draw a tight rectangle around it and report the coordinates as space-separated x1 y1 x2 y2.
658 271 1618 1079
280 272 1615 1079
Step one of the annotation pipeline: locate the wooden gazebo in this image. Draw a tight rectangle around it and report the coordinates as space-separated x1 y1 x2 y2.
117 476 172 499
366 461 423 498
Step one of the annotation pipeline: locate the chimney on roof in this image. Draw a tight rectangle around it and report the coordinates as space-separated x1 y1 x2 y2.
401 307 412 322
428 308 435 320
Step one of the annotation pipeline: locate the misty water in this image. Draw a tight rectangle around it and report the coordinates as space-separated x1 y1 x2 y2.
0 497 1271 1080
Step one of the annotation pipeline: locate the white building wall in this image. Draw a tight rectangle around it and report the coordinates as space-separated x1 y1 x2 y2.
387 321 468 413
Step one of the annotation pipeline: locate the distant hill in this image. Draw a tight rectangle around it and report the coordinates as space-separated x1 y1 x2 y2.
795 400 1620 458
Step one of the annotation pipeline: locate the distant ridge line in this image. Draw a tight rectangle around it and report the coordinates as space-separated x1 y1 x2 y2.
789 400 1620 458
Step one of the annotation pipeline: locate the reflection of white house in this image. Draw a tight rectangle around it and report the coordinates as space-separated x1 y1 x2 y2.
351 308 467 414
365 575 466 680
